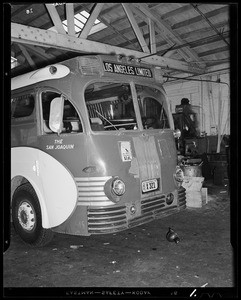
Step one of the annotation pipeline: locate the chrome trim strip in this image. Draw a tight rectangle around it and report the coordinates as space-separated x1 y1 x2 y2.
75 176 113 206
75 176 111 181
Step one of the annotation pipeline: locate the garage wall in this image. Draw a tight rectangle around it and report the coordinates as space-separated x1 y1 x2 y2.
164 72 230 136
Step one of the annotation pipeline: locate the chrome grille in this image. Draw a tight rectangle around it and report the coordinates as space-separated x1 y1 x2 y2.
128 194 179 228
75 176 113 206
87 206 127 234
141 194 166 214
178 186 186 209
129 205 178 228
87 192 183 234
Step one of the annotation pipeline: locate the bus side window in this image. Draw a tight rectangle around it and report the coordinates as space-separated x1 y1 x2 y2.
41 91 83 134
11 94 35 119
63 100 83 133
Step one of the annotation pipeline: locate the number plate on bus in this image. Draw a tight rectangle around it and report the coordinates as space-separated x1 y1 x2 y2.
142 179 158 193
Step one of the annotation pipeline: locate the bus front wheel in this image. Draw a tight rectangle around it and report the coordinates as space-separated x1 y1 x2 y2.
12 183 54 247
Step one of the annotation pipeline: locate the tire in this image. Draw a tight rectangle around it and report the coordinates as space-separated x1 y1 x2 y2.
12 183 54 247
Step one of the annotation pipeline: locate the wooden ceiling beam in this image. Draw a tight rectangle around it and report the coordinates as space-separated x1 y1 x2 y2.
45 3 66 34
11 22 205 74
17 44 36 68
163 49 177 58
205 62 229 74
21 4 84 30
161 4 193 20
191 4 230 46
79 3 140 50
93 18 228 51
96 5 228 48
132 3 204 65
148 19 156 54
129 8 188 62
116 23 229 51
177 21 229 40
163 62 230 84
171 6 228 30
90 21 146 44
198 46 229 58
122 3 150 53
78 3 105 39
23 44 56 60
66 3 75 36
99 3 121 16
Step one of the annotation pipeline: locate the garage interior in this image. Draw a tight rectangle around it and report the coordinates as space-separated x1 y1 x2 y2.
4 2 237 296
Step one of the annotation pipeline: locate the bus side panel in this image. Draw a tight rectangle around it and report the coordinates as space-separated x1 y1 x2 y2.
11 147 78 228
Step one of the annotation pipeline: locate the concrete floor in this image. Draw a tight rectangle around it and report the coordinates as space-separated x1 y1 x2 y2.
3 182 234 293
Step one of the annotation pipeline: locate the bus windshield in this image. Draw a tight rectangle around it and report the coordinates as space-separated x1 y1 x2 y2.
84 82 170 131
136 84 170 130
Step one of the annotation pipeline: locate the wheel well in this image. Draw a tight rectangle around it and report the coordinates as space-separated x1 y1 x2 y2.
11 176 51 228
11 176 30 203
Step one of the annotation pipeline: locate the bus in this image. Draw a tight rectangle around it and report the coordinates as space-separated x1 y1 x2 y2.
11 54 186 247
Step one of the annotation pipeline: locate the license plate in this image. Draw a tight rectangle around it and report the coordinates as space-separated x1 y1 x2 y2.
142 179 158 193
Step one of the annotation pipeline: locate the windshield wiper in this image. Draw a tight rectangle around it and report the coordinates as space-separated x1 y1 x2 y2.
160 105 164 129
95 110 118 130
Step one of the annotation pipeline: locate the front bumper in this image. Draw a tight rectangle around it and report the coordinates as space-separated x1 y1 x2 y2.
87 187 186 234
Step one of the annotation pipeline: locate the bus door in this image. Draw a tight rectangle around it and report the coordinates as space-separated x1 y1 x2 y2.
37 89 89 183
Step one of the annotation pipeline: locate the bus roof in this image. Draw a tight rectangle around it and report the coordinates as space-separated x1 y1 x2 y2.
11 55 164 91
11 64 70 91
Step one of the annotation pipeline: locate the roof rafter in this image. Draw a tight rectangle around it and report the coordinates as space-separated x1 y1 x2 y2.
161 4 193 20
78 3 105 39
191 4 230 46
116 22 229 52
11 22 206 74
23 44 56 60
45 3 66 34
132 3 204 65
66 3 75 36
25 4 85 30
129 4 186 61
171 6 228 30
79 3 136 49
148 19 156 54
94 9 228 49
17 44 36 68
122 3 150 53
198 46 229 58
100 3 121 15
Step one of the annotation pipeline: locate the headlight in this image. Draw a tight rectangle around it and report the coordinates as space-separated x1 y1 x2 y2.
104 177 126 203
112 178 125 196
174 166 184 183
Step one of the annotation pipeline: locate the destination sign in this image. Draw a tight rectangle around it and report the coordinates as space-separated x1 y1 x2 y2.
103 61 153 78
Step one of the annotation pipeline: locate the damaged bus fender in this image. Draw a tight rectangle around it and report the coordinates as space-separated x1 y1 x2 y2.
11 147 78 228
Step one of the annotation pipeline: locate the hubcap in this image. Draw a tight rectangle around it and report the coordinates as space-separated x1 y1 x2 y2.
17 201 36 231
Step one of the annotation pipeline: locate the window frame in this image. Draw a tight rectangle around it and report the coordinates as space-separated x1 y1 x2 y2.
11 90 36 121
84 80 141 132
84 79 172 132
39 88 83 135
